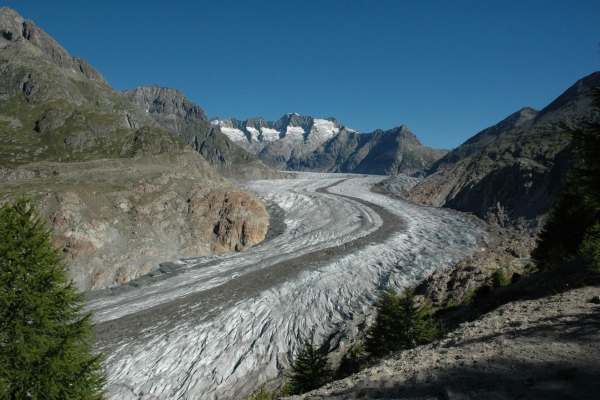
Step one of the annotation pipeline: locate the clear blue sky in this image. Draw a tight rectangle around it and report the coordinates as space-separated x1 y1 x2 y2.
5 0 600 149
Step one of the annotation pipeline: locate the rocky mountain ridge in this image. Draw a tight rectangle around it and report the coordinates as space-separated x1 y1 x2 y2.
120 85 284 181
212 113 349 169
289 125 448 176
409 71 600 229
214 114 447 175
0 7 269 290
0 7 106 83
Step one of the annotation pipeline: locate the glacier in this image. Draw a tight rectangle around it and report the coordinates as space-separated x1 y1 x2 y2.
88 173 486 399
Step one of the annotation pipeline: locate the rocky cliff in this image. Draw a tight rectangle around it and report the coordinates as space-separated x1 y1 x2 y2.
409 71 600 229
121 86 283 181
0 7 269 290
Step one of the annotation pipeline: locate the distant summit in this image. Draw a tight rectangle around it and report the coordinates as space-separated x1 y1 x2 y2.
211 114 352 170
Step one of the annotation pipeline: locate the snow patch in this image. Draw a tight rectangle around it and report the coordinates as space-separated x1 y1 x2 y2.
220 127 247 143
312 119 340 141
245 127 260 141
259 127 280 142
285 126 305 138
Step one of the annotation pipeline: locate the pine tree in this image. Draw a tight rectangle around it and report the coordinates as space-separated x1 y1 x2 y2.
287 330 333 395
533 86 600 270
0 196 105 399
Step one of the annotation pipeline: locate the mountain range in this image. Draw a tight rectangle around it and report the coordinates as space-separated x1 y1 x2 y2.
213 114 448 175
2 4 600 288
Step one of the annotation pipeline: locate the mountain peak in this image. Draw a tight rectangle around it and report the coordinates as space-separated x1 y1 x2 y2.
0 7 24 40
0 7 107 83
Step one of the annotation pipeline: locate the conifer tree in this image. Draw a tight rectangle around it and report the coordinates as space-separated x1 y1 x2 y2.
365 287 440 357
287 330 333 395
533 87 600 270
364 288 401 355
0 196 105 399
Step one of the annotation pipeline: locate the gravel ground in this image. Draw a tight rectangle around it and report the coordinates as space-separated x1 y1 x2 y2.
291 285 600 400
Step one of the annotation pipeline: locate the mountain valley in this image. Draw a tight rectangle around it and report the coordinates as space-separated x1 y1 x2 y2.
1 5 600 400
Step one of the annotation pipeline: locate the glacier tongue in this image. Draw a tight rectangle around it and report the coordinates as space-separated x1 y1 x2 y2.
91 174 485 399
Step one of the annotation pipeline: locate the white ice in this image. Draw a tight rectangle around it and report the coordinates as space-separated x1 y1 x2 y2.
245 127 260 141
284 126 305 138
258 127 280 142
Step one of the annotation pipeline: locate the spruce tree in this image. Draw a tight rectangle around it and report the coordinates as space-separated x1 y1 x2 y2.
0 196 105 399
287 330 333 395
364 288 401 356
365 287 440 357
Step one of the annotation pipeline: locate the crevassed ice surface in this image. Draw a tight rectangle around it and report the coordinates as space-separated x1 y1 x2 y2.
91 174 486 399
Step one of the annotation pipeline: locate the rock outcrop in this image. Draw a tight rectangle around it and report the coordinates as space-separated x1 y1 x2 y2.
0 7 106 83
0 7 269 291
409 71 600 229
121 86 283 181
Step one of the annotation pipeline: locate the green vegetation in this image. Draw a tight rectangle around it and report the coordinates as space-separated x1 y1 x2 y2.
248 384 290 400
533 87 600 271
365 287 441 357
0 197 105 398
491 269 511 288
286 330 333 395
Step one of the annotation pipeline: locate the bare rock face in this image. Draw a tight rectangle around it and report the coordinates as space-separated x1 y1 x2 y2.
2 152 269 291
0 7 107 83
415 235 535 308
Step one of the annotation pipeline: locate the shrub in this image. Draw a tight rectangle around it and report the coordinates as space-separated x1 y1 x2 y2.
248 384 290 400
580 223 600 272
492 269 511 288
336 342 366 378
